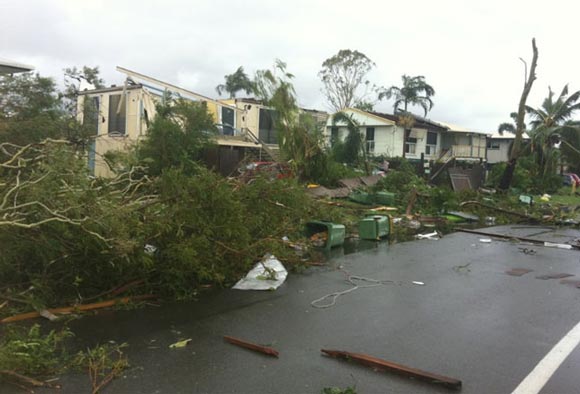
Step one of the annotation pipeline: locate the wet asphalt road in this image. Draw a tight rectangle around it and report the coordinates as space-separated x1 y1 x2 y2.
3 225 580 394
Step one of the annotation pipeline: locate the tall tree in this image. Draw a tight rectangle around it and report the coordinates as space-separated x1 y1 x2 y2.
215 66 254 98
525 85 580 176
319 49 377 112
499 38 539 191
379 75 435 116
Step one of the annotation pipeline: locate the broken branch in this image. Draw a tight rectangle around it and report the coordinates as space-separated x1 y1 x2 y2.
321 349 462 390
0 295 157 324
223 335 279 357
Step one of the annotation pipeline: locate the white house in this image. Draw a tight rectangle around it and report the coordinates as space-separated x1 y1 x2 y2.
486 130 530 164
325 108 489 161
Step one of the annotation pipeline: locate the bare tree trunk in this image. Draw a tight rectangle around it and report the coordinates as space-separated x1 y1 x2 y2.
499 38 539 190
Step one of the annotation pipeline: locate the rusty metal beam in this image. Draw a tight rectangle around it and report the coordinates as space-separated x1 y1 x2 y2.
321 349 462 390
224 336 279 358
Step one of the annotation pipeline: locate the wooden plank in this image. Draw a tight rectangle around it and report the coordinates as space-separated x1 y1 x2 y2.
224 335 279 358
321 349 462 390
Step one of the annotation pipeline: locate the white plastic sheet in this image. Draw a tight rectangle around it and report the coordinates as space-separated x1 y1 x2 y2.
233 255 288 291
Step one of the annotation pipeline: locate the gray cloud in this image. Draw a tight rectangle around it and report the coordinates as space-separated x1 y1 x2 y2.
2 0 579 131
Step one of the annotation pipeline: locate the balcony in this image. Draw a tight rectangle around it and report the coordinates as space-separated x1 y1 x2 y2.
451 144 485 159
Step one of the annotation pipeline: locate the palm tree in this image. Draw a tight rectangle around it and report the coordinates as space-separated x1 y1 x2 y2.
215 66 255 98
497 112 519 136
379 75 435 116
526 85 580 176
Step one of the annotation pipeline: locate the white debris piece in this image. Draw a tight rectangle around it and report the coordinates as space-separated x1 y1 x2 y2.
416 232 439 240
544 242 573 250
412 281 425 286
233 255 288 291
479 238 492 243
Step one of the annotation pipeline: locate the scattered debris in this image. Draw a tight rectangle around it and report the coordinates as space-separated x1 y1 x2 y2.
310 232 328 247
369 206 398 212
39 309 59 321
519 195 534 205
559 279 580 288
169 339 192 349
535 273 574 280
485 216 496 225
506 268 534 277
456 229 580 250
404 220 421 230
0 295 157 324
518 248 537 255
540 194 551 202
416 232 440 241
311 271 394 309
223 335 279 358
321 349 462 390
144 244 158 255
479 238 492 243
0 370 61 390
232 255 288 291
452 263 471 274
460 201 538 221
412 281 425 286
446 211 479 222
544 242 573 250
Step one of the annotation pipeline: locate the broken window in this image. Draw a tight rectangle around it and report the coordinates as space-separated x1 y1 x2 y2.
426 131 437 155
108 94 126 134
365 127 375 153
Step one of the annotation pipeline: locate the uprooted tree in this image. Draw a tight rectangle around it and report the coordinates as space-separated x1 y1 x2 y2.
499 38 539 191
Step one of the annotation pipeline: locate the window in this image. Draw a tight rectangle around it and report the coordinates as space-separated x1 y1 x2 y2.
258 108 278 144
426 131 437 155
221 106 235 136
83 96 99 135
108 94 126 134
405 136 417 154
330 127 339 146
487 141 500 150
366 127 375 153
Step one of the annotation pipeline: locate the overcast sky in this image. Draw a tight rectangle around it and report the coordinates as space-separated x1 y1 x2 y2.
2 0 579 131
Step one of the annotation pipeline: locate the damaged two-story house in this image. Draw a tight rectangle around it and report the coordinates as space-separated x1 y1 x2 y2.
325 108 489 162
77 67 284 177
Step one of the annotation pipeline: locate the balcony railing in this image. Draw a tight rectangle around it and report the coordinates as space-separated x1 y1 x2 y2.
451 144 486 158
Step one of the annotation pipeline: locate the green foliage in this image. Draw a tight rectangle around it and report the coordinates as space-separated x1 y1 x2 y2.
62 66 105 115
254 60 346 185
146 168 253 296
0 324 73 376
0 69 100 147
331 112 364 166
526 85 580 174
0 73 61 121
379 74 435 116
319 49 377 111
137 95 217 176
215 66 255 98
488 155 562 193
73 342 129 393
